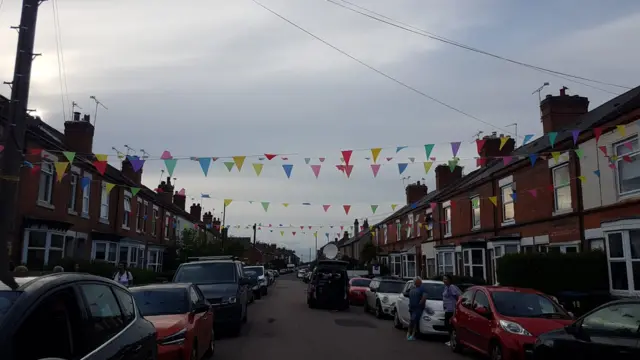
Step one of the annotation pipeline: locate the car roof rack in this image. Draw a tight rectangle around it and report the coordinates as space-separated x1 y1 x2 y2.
187 255 239 262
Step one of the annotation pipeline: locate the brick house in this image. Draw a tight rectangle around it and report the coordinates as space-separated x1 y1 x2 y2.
4 99 208 272
371 86 640 292
338 219 372 262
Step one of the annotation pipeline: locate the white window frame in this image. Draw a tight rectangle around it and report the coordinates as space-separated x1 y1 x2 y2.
164 212 171 239
118 244 143 269
81 172 92 218
425 210 433 239
443 200 452 237
147 248 164 272
152 206 159 236
407 214 414 238
604 230 640 296
471 195 481 230
552 164 572 213
21 228 66 266
390 254 402 276
401 253 417 278
383 224 388 245
501 184 515 224
122 191 132 229
614 135 640 197
436 250 456 275
68 168 80 214
395 219 401 242
426 257 436 277
136 198 143 232
100 181 110 221
462 248 486 280
91 240 118 265
37 160 55 207
488 242 520 284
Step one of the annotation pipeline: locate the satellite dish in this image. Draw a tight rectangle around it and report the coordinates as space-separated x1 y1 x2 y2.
322 243 339 260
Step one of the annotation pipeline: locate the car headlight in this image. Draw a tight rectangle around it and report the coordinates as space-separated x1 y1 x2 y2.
159 328 187 345
381 296 389 303
223 296 237 304
499 319 532 336
424 307 435 315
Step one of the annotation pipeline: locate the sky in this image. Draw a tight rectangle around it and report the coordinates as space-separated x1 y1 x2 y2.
1 0 639 261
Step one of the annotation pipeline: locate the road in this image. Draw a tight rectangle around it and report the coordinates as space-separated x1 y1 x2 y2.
214 274 468 360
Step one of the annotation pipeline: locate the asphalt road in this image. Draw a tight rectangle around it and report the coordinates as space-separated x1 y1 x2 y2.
214 274 469 360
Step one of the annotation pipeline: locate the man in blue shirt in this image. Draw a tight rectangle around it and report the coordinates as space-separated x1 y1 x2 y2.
407 276 427 340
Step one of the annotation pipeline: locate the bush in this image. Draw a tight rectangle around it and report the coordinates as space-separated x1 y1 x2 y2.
51 258 166 285
429 274 486 285
496 250 609 296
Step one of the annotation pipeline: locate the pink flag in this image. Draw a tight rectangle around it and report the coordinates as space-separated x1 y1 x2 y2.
300 226 304 230
370 164 381 177
343 205 351 215
336 165 345 172
341 150 353 165
319 157 325 162
292 232 296 236
323 205 331 212
344 165 353 178
430 202 437 211
386 157 393 161
527 189 537 197
594 128 604 143
310 165 321 178
503 156 512 165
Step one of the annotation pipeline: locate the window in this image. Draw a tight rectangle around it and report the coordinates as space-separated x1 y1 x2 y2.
152 207 158 236
164 213 171 239
135 199 142 231
143 201 149 232
471 196 480 229
38 161 54 204
122 193 132 228
437 251 455 275
402 254 416 278
491 244 519 283
552 165 572 211
390 254 402 276
472 290 490 309
425 212 433 239
68 173 78 212
147 249 163 272
606 231 640 292
443 205 452 236
79 284 125 350
426 258 436 277
100 182 109 220
407 214 414 238
416 214 421 237
463 248 485 280
383 225 388 244
22 230 66 268
581 303 640 333
615 136 640 195
113 288 136 323
81 174 91 216
395 220 401 241
501 184 515 222
93 241 118 264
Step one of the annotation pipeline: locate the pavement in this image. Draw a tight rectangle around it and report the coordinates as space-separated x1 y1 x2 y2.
213 274 468 360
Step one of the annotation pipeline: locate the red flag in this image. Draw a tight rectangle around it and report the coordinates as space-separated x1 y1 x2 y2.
598 146 608 156
30 165 41 175
93 160 108 175
593 128 604 143
29 148 42 156
336 165 345 172
343 205 351 215
344 165 353 178
292 232 296 236
264 154 277 160
341 150 353 165
475 139 486 154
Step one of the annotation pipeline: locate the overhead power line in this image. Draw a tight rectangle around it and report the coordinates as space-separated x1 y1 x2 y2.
251 0 519 138
326 0 631 94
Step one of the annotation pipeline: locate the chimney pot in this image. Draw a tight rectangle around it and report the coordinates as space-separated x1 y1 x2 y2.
83 114 90 122
540 90 589 133
64 114 95 154
73 112 80 121
121 156 142 186
435 164 463 190
405 181 429 205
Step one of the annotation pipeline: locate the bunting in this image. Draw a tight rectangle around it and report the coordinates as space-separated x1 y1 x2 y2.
253 163 264 176
233 156 246 171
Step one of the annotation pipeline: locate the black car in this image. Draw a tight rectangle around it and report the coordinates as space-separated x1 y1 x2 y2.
533 299 640 359
173 256 251 336
0 273 157 360
307 260 349 311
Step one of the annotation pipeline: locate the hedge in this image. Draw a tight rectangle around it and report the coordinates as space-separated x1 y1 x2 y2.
45 258 175 285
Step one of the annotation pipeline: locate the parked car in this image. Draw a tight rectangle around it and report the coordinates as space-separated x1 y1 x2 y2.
173 256 251 336
307 260 350 310
244 266 268 297
450 285 574 360
266 270 276 285
272 270 280 278
0 273 158 360
297 269 308 279
533 299 640 359
243 268 262 301
348 277 372 305
130 283 214 360
394 279 448 335
364 277 406 318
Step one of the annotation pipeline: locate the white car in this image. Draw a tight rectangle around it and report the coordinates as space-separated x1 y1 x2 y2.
297 269 307 279
393 279 448 335
364 277 406 318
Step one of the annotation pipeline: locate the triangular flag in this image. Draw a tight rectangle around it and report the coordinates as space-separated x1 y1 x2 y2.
578 176 586 184
423 161 433 174
62 151 76 163
522 134 534 146
510 193 517 202
424 144 435 159
398 163 408 175
598 146 608 156
164 159 178 176
280 231 284 236
129 157 145 172
594 170 601 177
159 151 172 160
54 162 70 182
552 152 561 164
223 199 233 207
310 165 321 178
503 156 512 166
371 205 378 214
341 150 353 165
371 148 382 163
131 187 141 196
252 163 263 176
450 142 462 157
233 156 246 171
448 159 458 172
292 232 296 236
488 196 497 206
499 136 509 150
386 157 393 161
282 203 289 207
323 205 331 212
574 149 583 159
199 157 211 176
548 132 558 148
261 202 270 212
224 162 235 172
30 165 40 175
304 158 311 164
93 160 107 175
343 205 351 215
265 154 277 160
476 139 486 154
571 130 580 145
408 157 415 163
370 164 381 177
282 164 293 178
527 189 537 198
594 128 604 142
391 204 398 211
212 157 219 162
529 154 538 167
396 146 407 153
344 165 353 178
81 176 91 189
319 157 325 162
617 125 626 137
105 182 116 194
624 141 633 150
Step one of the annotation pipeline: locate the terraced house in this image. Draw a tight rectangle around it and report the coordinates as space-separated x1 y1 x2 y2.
371 86 640 297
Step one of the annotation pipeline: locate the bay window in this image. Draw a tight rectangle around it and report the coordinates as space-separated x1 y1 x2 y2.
390 254 402 276
463 248 486 280
490 243 519 283
21 229 66 268
606 231 640 293
93 241 118 264
402 254 416 278
437 251 455 275
147 249 164 272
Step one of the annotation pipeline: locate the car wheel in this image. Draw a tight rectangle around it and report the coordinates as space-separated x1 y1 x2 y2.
490 342 503 360
450 328 463 353
375 301 383 318
394 311 403 329
204 329 215 357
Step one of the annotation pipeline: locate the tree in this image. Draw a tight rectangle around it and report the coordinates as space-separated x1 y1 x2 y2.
360 241 379 265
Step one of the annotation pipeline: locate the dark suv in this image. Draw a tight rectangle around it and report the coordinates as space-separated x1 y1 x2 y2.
173 256 251 336
307 260 350 311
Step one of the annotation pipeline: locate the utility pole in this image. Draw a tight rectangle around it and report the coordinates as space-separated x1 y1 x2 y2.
0 0 44 290
221 202 227 252
252 223 257 247
314 232 318 261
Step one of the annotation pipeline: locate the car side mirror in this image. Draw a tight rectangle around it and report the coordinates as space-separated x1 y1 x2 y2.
475 306 491 317
565 323 581 335
194 303 209 313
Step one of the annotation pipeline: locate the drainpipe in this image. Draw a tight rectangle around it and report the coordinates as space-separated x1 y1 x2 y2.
572 151 586 251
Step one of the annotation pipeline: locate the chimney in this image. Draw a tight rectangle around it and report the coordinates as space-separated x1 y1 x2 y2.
203 211 213 225
212 217 221 232
540 87 589 133
478 132 516 167
435 164 463 191
342 231 349 240
190 203 202 222
354 219 359 235
156 177 174 204
121 156 143 185
64 113 95 154
405 181 429 204
363 219 369 230
173 191 186 211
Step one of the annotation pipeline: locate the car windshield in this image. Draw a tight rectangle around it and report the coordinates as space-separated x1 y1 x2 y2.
423 283 446 300
244 270 259 278
174 263 237 284
491 291 570 319
131 288 189 316
351 279 371 287
245 267 264 276
0 291 22 318
379 281 405 293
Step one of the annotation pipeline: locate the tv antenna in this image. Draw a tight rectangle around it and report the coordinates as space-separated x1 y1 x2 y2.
71 101 82 121
532 82 550 117
471 130 484 142
111 146 125 159
123 145 136 157
89 96 108 128
139 149 150 159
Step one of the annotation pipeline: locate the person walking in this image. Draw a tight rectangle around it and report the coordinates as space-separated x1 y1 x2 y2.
442 275 461 346
407 276 427 341
113 263 133 287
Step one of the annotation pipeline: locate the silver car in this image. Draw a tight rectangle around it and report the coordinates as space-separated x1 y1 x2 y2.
364 277 406 318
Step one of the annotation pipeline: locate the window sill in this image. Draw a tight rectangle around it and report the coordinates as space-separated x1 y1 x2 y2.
444 233 452 238
471 225 480 231
122 225 130 230
81 212 90 219
37 201 55 210
552 209 572 217
501 220 515 227
68 210 77 216
99 218 109 225
610 289 640 298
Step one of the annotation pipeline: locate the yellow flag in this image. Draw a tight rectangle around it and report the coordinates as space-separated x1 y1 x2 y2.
233 156 246 171
252 163 263 176
423 161 433 174
95 154 108 161
499 136 509 150
578 175 586 184
280 231 284 236
54 162 69 182
488 196 497 206
105 182 116 194
617 125 626 137
371 148 382 163
282 203 289 207
371 231 376 237
552 152 561 164
224 199 233 207
391 204 398 211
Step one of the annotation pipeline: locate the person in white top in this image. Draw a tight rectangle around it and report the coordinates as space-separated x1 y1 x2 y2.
113 263 133 287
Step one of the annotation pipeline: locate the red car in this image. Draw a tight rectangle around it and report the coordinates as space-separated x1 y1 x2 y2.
131 283 215 360
348 277 372 305
450 285 573 360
